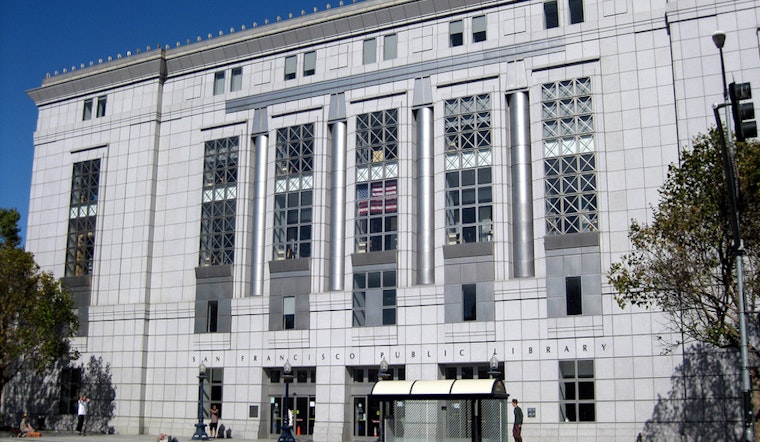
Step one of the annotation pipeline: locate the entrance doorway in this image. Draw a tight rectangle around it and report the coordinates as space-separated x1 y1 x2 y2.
269 394 316 437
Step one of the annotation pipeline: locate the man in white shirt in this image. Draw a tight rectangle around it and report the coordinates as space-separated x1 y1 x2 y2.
76 396 90 435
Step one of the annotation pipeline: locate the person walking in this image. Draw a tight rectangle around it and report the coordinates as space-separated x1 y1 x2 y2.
512 398 523 442
76 395 91 435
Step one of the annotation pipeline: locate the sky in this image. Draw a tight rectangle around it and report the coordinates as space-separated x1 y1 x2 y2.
0 0 341 244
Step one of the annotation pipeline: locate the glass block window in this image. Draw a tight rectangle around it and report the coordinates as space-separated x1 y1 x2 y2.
355 109 398 253
559 360 595 422
200 137 238 266
542 77 597 235
444 94 493 244
352 269 396 327
65 159 100 277
274 124 314 260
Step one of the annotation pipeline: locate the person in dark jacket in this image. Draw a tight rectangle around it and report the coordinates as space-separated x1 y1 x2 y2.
512 398 523 442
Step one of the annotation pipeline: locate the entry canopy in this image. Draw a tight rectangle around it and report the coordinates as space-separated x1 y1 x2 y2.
370 378 508 399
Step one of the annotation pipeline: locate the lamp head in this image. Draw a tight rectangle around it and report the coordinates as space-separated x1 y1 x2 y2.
199 363 207 374
380 356 389 373
283 360 292 374
712 30 726 49
489 351 499 371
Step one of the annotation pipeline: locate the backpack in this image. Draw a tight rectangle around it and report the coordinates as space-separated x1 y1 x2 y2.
217 424 225 438
226 427 232 438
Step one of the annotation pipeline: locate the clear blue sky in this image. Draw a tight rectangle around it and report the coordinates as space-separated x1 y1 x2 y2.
0 0 343 244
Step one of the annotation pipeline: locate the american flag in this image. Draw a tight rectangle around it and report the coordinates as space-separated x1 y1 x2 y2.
357 180 397 215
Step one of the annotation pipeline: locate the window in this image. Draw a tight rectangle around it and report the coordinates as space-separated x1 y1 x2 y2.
544 1 559 29
444 94 493 244
96 96 107 117
472 15 487 42
569 0 585 24
442 363 503 380
559 360 595 422
383 34 397 60
82 99 93 120
565 276 582 315
203 368 224 420
283 296 295 330
65 159 100 277
214 71 226 95
200 137 238 266
59 366 82 414
205 301 219 332
363 38 376 65
284 55 297 80
449 20 464 47
230 67 243 92
462 284 477 321
303 51 316 76
273 124 314 260
542 77 597 235
352 269 396 327
355 109 398 252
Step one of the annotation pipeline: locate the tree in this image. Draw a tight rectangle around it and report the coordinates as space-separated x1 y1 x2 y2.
0 208 79 404
608 130 759 435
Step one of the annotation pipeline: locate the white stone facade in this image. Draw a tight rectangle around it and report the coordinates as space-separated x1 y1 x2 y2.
25 0 760 440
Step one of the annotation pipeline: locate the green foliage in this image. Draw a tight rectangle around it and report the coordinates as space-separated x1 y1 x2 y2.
0 209 79 403
608 129 758 352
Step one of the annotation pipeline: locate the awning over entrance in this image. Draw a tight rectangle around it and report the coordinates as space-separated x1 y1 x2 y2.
370 378 508 399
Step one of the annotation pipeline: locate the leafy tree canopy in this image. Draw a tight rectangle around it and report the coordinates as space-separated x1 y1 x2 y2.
608 129 759 428
0 208 79 403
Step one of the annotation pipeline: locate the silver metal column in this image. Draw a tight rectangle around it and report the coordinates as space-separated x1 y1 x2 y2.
329 120 347 291
508 92 535 277
416 106 435 285
251 108 269 296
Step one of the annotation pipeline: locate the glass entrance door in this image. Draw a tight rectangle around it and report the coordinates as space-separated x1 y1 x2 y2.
353 396 382 438
269 395 316 436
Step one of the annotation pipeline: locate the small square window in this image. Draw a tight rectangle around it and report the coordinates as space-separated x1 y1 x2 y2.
96 96 107 118
544 1 559 29
230 67 242 92
383 34 397 60
569 0 585 24
82 99 93 121
449 20 464 47
472 16 487 43
284 55 297 80
363 38 376 65
213 71 225 95
303 51 316 76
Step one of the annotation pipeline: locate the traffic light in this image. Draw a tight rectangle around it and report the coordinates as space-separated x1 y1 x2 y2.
728 81 757 142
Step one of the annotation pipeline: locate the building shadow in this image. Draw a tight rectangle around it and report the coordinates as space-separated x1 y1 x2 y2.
638 344 742 441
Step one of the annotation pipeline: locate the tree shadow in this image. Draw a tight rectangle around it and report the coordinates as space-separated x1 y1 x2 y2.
639 344 742 441
1 356 116 434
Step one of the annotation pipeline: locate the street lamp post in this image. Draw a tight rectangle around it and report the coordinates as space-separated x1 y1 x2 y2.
192 363 210 440
487 351 501 380
711 30 754 442
278 360 295 442
376 357 391 442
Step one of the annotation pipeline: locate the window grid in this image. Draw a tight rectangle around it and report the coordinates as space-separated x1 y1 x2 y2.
444 94 493 244
559 360 595 422
355 109 398 253
199 137 238 266
274 124 314 260
542 78 597 235
65 159 100 277
352 270 396 327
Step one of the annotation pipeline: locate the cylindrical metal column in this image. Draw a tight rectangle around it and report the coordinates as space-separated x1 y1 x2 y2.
251 132 268 296
416 106 435 285
508 92 535 277
329 120 347 291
